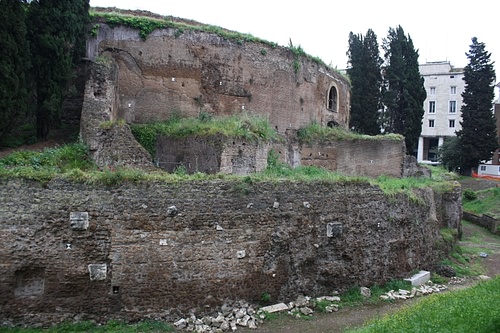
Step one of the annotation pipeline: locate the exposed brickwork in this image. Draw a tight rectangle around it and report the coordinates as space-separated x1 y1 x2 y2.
86 24 350 133
0 178 461 326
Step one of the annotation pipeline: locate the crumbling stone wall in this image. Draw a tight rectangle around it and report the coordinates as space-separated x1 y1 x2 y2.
0 178 461 326
79 60 153 169
154 134 406 177
85 23 350 133
156 135 269 175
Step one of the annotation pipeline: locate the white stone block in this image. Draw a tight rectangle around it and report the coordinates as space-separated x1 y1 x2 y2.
404 270 430 286
259 303 288 313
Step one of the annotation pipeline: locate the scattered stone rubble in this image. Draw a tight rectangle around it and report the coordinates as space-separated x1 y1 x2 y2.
173 294 342 333
379 281 447 301
174 276 481 332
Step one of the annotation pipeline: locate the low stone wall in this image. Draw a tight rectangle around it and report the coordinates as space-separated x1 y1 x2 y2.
463 211 500 235
0 178 461 326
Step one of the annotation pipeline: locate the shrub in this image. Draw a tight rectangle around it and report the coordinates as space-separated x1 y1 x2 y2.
463 188 478 201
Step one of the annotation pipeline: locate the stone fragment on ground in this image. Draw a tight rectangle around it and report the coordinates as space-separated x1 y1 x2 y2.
173 294 342 332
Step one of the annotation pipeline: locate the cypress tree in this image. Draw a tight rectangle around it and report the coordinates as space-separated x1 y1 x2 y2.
0 0 31 144
382 26 426 155
456 37 497 174
347 29 383 135
27 0 89 140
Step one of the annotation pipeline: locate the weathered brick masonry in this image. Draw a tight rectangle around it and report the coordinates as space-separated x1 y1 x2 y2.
86 22 350 132
0 178 461 325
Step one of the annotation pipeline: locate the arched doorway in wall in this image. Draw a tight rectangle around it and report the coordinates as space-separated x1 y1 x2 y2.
327 85 338 112
327 120 340 128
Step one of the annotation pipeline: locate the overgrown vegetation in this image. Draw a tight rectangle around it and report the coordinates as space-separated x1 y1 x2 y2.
0 140 458 204
91 10 275 47
89 10 345 77
0 319 174 333
130 113 278 156
297 123 403 145
347 276 500 333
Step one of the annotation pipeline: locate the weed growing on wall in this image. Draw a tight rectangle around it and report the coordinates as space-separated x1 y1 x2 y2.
131 113 277 157
89 10 346 77
298 123 404 144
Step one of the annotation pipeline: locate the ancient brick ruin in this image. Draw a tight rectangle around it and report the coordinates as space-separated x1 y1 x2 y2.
0 178 461 326
0 11 460 328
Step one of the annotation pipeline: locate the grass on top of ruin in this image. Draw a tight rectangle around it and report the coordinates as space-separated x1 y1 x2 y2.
130 112 279 157
0 141 458 199
297 123 404 144
89 9 343 75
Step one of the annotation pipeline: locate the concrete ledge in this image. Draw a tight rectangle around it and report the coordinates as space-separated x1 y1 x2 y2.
404 270 430 286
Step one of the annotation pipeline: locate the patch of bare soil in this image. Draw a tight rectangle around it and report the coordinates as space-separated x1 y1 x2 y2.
238 221 500 333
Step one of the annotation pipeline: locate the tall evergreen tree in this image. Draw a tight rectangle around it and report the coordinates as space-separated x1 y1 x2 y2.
0 0 31 144
381 26 426 155
347 29 383 135
456 37 497 174
27 0 89 140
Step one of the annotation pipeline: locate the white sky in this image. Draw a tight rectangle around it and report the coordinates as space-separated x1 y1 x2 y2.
89 0 499 81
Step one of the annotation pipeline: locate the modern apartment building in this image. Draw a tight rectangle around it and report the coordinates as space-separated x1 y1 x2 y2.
417 61 464 164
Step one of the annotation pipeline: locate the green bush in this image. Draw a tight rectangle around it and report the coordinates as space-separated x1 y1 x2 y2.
463 188 478 201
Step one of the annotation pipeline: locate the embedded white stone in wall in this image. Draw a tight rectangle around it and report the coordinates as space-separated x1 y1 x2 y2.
159 239 168 246
69 212 89 231
237 250 246 259
327 222 343 238
88 264 107 281
167 205 178 217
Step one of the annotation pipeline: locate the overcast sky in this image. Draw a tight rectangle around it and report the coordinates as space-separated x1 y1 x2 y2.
89 0 499 82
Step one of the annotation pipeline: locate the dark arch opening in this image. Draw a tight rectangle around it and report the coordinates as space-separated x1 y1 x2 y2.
327 86 338 111
327 120 340 128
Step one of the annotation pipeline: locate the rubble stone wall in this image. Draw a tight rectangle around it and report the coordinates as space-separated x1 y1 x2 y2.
0 178 461 326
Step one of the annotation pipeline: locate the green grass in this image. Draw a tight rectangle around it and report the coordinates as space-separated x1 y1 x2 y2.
0 320 174 332
339 280 412 308
297 123 403 145
462 187 500 219
439 244 486 277
91 11 275 47
0 140 459 204
346 276 500 333
131 113 278 157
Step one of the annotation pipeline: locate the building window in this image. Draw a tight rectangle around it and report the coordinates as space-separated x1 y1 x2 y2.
480 165 486 171
429 101 436 113
327 86 337 111
429 119 435 128
430 87 436 95
449 101 457 113
449 119 455 128
450 75 455 78
450 86 457 94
